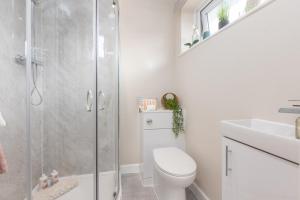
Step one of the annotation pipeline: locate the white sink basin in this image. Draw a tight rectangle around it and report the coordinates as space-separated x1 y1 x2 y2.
221 119 300 164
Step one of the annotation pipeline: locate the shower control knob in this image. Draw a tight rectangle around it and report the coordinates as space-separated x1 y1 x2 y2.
146 119 153 125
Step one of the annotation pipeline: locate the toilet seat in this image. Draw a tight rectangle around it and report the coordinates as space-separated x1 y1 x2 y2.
153 147 196 177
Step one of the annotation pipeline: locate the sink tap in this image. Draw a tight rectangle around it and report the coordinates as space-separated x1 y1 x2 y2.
279 100 300 139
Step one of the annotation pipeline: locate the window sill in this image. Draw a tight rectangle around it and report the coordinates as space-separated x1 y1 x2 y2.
179 0 276 57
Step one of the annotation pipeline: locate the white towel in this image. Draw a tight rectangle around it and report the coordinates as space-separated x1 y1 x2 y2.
0 144 8 174
33 177 79 200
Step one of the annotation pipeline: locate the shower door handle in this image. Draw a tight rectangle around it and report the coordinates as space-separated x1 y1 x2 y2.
86 89 93 112
98 90 105 111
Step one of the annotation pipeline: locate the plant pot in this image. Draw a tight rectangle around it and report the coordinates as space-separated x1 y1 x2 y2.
219 19 229 29
245 0 260 12
202 31 210 40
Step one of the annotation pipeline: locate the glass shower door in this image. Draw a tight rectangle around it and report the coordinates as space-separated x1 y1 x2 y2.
97 0 120 199
27 0 98 199
26 0 120 199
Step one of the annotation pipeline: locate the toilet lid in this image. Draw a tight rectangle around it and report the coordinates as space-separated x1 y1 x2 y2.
153 147 197 177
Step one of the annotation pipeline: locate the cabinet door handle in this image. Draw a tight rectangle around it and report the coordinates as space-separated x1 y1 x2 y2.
225 145 232 176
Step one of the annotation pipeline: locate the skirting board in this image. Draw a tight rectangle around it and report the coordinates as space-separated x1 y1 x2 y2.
189 183 210 200
120 164 141 175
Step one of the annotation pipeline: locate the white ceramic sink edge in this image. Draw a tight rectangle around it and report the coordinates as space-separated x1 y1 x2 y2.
221 119 300 165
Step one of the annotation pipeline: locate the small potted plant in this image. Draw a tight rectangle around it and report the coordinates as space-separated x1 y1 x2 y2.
245 0 260 12
184 25 200 48
202 31 210 40
161 93 184 137
218 4 229 29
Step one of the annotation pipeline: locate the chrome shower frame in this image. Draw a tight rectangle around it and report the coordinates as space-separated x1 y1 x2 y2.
25 1 32 200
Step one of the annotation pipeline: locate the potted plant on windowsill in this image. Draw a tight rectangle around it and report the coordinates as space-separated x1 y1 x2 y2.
218 4 229 30
245 0 260 12
184 25 200 48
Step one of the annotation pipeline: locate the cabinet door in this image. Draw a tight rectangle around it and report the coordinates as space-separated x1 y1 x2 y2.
222 137 300 200
222 138 235 200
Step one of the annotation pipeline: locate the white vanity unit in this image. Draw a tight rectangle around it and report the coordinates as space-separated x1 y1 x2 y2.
221 119 300 200
139 110 185 186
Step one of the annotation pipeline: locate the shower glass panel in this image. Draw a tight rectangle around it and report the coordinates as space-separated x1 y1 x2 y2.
0 1 27 200
26 0 119 199
29 0 97 199
97 0 120 199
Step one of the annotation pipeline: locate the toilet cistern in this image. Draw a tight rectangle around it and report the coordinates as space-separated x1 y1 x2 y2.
278 100 300 139
0 112 6 127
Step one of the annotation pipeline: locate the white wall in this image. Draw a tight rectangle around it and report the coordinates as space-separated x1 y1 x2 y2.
119 0 176 164
175 0 300 199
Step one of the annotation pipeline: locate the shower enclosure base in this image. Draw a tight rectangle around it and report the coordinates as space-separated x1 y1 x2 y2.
30 172 120 200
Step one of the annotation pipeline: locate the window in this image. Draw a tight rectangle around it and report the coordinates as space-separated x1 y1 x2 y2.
199 0 264 39
180 0 271 53
200 0 223 36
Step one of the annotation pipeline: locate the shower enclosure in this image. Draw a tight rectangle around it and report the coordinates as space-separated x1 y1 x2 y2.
0 0 120 199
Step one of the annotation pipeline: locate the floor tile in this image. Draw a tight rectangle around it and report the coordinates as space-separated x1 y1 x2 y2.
121 174 197 200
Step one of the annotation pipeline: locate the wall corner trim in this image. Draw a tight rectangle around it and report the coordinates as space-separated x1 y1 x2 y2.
189 182 211 200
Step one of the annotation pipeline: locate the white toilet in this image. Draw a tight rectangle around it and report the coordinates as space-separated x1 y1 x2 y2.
153 147 197 200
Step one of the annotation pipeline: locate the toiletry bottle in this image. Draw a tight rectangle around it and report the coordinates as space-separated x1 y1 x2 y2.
50 170 59 185
39 174 48 190
47 177 52 187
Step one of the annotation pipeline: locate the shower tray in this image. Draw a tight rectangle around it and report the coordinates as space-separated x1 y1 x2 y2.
29 172 118 200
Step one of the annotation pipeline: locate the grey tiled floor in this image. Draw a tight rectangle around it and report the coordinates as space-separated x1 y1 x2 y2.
121 174 197 200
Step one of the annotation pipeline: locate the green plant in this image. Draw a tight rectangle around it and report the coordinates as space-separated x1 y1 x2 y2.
172 107 184 137
218 4 229 22
164 99 184 137
245 0 260 12
184 25 200 48
184 39 199 48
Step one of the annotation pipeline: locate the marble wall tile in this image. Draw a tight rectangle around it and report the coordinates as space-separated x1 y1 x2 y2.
0 0 42 199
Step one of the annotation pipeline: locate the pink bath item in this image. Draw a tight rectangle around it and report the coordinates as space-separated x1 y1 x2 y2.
39 174 48 190
0 144 8 174
50 170 59 185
